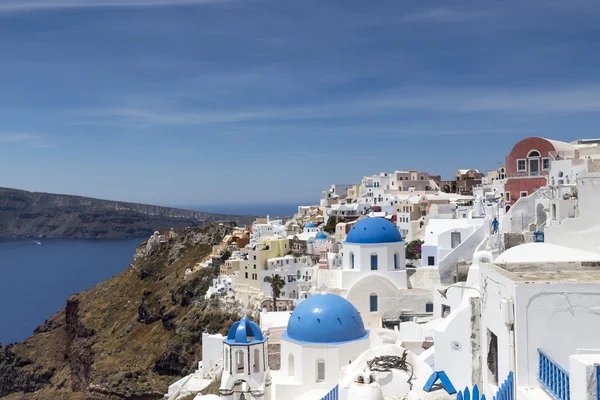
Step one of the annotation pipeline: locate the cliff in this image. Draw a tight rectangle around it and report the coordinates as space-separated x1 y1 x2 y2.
0 187 255 239
0 222 244 400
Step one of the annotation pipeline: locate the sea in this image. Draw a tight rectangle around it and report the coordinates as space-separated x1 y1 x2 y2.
184 203 304 218
0 238 142 345
0 203 303 345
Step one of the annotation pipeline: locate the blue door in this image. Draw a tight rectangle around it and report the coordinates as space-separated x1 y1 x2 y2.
370 254 378 270
370 295 378 312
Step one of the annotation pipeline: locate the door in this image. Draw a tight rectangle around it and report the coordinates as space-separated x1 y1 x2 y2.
450 231 462 249
529 158 539 176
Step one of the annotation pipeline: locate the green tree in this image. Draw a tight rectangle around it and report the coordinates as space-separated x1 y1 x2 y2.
265 274 286 311
220 249 232 262
405 239 423 260
323 216 337 234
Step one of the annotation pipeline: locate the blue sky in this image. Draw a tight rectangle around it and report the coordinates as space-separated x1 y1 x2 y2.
1 0 599 207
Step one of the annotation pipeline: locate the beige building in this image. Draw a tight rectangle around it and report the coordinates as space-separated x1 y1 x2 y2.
233 236 290 306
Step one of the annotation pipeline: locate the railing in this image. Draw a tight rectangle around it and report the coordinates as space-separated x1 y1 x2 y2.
320 384 339 400
539 349 570 400
505 170 549 179
456 371 513 400
596 365 600 399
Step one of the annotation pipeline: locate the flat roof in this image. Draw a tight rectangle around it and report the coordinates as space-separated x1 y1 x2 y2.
488 261 600 282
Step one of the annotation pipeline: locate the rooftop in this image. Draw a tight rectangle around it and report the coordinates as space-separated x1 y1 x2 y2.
489 261 600 282
495 243 600 264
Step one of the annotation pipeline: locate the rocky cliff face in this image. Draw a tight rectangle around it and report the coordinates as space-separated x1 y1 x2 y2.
0 223 244 400
0 187 254 239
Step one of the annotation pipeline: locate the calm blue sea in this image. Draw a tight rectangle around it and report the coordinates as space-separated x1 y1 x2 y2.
181 203 306 217
0 239 142 345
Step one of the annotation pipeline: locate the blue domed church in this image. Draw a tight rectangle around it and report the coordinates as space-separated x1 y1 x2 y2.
315 217 408 328
219 294 370 400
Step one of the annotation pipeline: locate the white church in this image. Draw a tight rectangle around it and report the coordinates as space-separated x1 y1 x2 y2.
314 217 409 328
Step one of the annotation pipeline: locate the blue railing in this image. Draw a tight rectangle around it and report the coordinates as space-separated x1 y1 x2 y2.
320 384 338 400
538 349 570 400
456 371 513 400
597 366 600 399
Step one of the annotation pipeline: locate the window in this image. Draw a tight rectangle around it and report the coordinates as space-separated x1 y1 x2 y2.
517 159 526 172
288 353 295 376
253 255 256 260
542 158 550 170
552 204 557 220
316 360 325 382
426 303 434 313
505 192 511 202
236 350 245 373
520 191 528 198
528 150 540 158
394 253 399 269
254 264 256 269
441 304 451 318
350 252 354 269
245 272 248 279
370 254 378 270
451 231 462 249
370 294 378 312
428 256 435 266
487 329 499 385
254 349 260 373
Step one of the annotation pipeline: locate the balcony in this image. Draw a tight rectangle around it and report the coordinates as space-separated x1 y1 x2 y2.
538 349 570 400
506 170 549 179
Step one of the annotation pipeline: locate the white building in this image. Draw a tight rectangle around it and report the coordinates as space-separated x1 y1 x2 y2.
205 276 234 300
430 244 600 400
219 316 271 400
262 255 316 301
420 218 487 284
272 294 371 399
250 218 286 246
316 217 411 328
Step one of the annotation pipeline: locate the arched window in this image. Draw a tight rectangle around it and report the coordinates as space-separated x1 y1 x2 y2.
394 253 399 270
370 254 378 270
369 293 378 312
350 252 354 269
316 359 325 382
253 348 260 373
235 350 245 373
225 347 230 372
527 150 541 158
288 353 295 377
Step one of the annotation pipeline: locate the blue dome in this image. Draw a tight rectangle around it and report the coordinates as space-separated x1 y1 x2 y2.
345 218 403 244
305 222 315 228
225 316 266 345
282 294 368 344
315 231 327 240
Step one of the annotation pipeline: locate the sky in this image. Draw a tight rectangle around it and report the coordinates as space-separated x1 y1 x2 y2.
0 0 599 208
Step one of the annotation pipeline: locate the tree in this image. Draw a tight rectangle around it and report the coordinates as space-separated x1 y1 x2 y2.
265 274 286 311
220 249 232 262
323 216 337 234
405 239 423 260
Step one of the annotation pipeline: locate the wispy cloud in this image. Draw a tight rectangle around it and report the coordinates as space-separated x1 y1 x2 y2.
0 0 228 13
69 85 600 131
400 7 497 23
0 133 56 148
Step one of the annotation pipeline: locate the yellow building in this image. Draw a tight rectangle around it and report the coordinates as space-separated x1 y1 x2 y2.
233 237 290 306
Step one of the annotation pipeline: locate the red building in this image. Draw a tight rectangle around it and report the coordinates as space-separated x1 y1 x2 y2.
504 137 576 207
